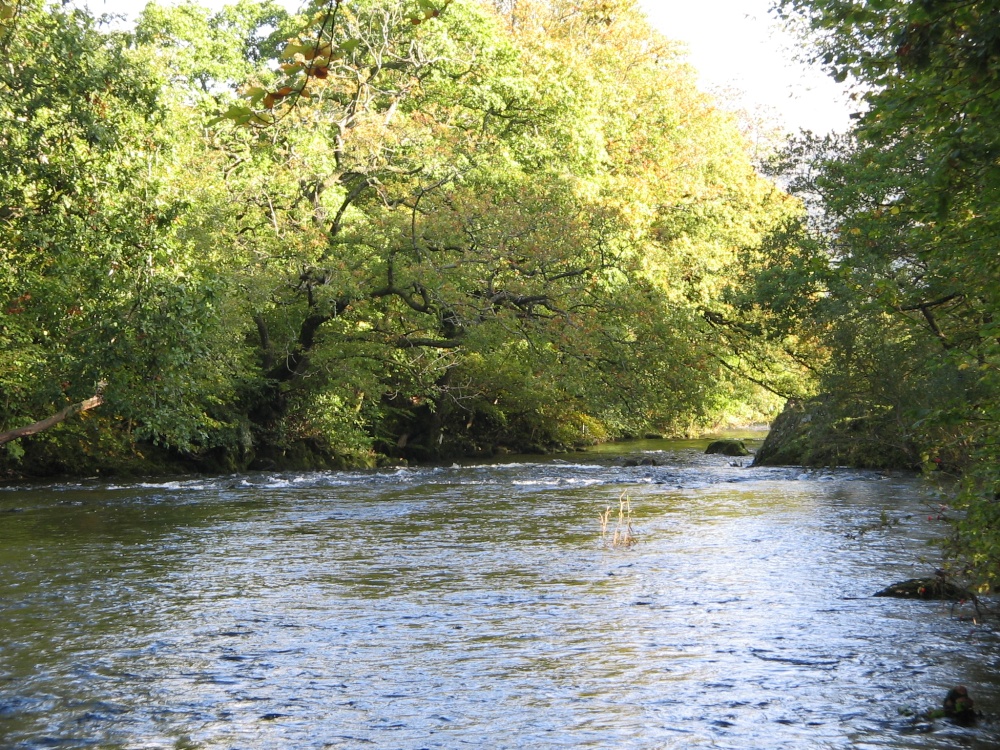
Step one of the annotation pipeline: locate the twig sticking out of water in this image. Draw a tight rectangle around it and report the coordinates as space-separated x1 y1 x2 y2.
601 491 637 548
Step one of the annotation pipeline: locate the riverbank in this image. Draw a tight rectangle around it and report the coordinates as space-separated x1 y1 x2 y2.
0 422 772 482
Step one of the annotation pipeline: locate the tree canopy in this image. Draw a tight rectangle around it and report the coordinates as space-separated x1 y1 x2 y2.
740 0 1000 585
0 0 798 475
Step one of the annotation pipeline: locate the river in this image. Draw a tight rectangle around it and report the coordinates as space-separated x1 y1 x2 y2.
1 439 998 749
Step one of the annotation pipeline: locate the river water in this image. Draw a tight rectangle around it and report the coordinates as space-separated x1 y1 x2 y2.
1 439 998 749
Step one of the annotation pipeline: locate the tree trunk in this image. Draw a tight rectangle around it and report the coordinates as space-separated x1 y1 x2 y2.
0 393 105 446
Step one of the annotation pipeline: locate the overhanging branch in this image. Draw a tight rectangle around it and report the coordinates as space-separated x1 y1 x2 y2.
0 388 106 446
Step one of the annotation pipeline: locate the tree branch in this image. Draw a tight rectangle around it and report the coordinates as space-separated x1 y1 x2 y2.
897 293 961 312
394 336 461 349
0 390 106 446
713 357 795 400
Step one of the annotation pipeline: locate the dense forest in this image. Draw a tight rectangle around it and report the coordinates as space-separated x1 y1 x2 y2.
0 0 798 471
2 0 1000 581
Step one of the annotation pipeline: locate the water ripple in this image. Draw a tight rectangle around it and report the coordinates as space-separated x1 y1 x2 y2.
0 444 993 749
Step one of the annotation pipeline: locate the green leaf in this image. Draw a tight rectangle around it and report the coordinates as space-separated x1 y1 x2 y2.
244 86 267 105
281 42 310 60
222 103 254 120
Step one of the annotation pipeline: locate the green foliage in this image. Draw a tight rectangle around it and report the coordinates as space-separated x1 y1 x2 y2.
0 0 803 476
135 0 289 102
759 0 1000 581
0 1 254 467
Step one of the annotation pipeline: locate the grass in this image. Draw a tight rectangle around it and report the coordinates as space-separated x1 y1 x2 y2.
600 490 638 548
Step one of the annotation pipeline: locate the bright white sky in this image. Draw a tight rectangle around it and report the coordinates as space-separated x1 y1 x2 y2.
638 0 853 134
89 0 853 134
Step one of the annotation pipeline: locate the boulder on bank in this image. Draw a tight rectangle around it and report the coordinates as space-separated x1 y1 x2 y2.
752 400 813 466
873 577 972 601
753 397 919 469
705 439 750 457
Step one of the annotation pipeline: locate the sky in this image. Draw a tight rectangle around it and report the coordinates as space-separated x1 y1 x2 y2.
637 0 853 134
88 0 854 134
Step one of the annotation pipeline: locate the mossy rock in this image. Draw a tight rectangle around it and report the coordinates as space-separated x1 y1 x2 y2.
705 439 750 457
753 397 919 469
752 400 814 466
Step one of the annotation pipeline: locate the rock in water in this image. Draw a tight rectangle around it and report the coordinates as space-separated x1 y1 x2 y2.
705 439 750 457
622 457 658 467
944 686 976 724
873 577 972 601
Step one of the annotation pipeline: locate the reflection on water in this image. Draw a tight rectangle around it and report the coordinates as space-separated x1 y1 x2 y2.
1 444 998 749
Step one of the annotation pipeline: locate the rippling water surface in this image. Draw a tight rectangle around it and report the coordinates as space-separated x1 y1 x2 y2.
1 440 999 749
